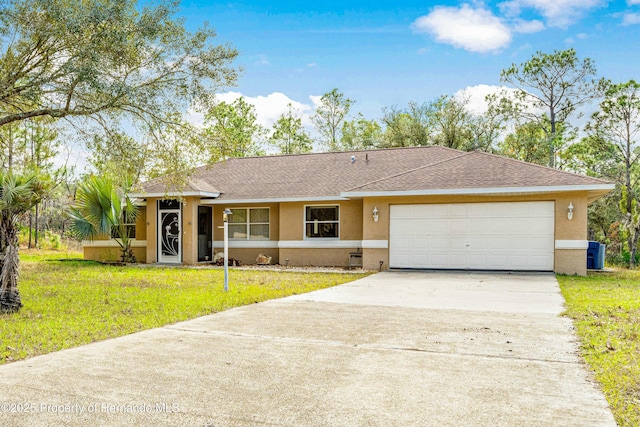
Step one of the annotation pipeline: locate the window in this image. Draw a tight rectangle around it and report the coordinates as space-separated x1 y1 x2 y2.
159 199 180 210
305 205 339 238
229 208 270 240
111 212 136 239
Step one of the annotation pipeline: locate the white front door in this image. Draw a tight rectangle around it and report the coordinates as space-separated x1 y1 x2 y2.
158 209 181 263
389 202 555 271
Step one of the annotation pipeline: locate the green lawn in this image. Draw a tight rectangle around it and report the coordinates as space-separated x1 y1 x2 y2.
6 251 637 424
558 271 640 427
1 250 368 365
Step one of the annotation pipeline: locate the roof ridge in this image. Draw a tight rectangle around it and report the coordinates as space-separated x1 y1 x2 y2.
346 150 473 192
198 145 461 164
140 146 453 187
469 151 613 184
169 146 461 179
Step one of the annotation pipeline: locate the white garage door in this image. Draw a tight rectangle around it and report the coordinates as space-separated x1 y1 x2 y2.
389 202 554 271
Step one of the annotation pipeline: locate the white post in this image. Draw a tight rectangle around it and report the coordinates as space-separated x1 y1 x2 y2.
223 209 232 292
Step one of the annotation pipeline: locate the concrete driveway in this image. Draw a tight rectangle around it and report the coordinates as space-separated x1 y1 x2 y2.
0 271 615 426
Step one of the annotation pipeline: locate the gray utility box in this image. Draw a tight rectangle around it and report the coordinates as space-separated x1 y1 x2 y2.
349 251 363 268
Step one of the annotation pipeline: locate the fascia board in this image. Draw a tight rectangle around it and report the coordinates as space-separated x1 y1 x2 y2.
128 191 220 199
341 184 615 198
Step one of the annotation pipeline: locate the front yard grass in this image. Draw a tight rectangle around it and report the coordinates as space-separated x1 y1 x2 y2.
558 270 640 426
0 250 368 365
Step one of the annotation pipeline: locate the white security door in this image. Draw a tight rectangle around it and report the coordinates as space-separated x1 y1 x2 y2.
158 209 181 263
389 202 554 271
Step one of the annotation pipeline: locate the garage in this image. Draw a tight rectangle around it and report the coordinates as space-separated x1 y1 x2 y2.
389 202 555 271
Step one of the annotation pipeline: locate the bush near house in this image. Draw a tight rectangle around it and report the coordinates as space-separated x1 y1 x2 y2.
559 271 640 426
17 227 74 251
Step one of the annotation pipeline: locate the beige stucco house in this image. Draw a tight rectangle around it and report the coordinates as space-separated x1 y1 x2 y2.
83 146 614 275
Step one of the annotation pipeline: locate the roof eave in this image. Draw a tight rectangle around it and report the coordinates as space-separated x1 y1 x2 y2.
341 184 616 198
129 191 221 199
200 196 351 205
587 187 617 204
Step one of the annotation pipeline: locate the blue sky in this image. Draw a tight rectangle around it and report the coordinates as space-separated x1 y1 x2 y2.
178 0 640 128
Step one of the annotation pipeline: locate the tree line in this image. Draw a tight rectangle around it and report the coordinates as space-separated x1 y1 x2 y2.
0 0 639 312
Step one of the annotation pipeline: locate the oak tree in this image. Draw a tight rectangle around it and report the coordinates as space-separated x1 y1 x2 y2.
0 0 237 135
202 97 266 161
340 114 382 150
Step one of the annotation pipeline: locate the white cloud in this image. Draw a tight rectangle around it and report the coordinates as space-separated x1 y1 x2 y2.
512 19 545 33
184 92 316 130
623 12 640 25
454 84 542 116
253 54 270 66
214 91 315 128
453 85 546 141
499 0 602 28
453 85 508 115
628 0 640 5
411 4 511 53
185 108 206 127
309 95 323 109
565 32 589 44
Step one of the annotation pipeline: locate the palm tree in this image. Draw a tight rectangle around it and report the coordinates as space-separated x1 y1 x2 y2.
0 173 48 313
68 176 139 263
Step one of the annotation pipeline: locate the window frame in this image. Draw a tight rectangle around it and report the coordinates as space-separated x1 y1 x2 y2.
304 204 340 239
110 212 137 239
228 207 270 241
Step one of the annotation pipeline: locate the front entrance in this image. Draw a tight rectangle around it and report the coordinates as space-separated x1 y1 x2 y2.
158 200 182 263
197 206 212 262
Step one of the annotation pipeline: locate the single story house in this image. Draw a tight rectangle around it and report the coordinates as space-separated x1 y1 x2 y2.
83 146 614 275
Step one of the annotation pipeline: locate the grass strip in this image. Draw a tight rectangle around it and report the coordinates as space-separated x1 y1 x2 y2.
558 271 640 426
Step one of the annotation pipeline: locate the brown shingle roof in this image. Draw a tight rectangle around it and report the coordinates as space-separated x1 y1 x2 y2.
138 146 612 200
345 150 609 193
